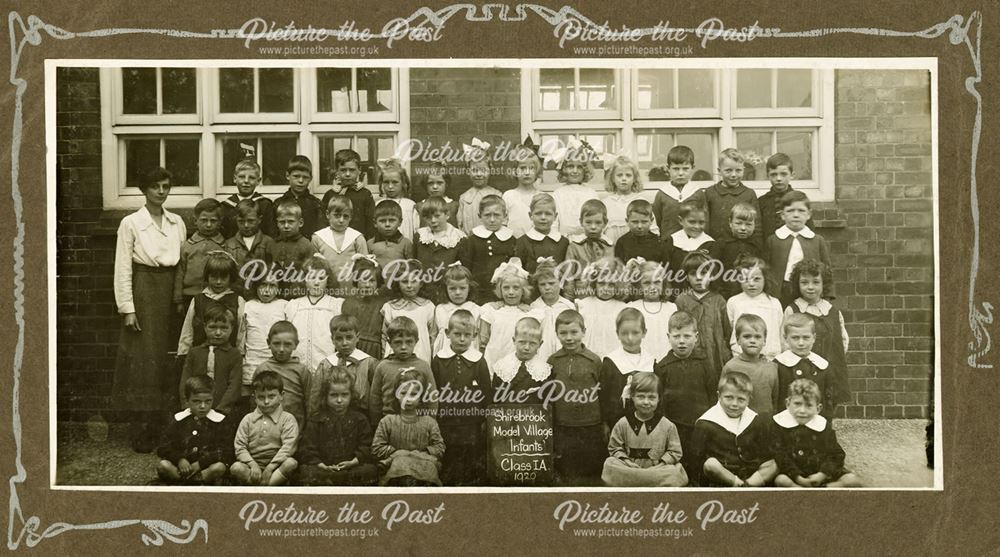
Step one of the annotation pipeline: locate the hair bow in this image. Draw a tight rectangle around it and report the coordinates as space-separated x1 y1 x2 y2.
491 257 528 284
446 261 464 268
601 149 634 168
351 253 379 265
536 256 556 266
620 374 633 408
462 137 492 160
627 256 647 268
518 135 540 157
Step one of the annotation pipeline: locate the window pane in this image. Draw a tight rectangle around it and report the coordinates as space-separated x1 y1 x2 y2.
261 136 299 184
776 131 813 180
219 68 254 113
123 138 160 188
635 130 715 181
736 69 771 109
539 69 574 111
259 68 294 112
319 137 355 185
676 132 715 180
122 68 156 114
318 136 394 185
161 68 197 114
777 69 813 108
579 69 615 110
316 68 352 112
677 69 715 109
164 138 200 187
357 68 393 112
735 131 773 180
636 69 673 110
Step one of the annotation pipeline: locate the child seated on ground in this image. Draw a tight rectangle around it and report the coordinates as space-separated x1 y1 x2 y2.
296 370 379 486
602 372 688 487
771 379 862 488
372 368 447 486
690 372 777 487
231 370 299 486
156 376 229 485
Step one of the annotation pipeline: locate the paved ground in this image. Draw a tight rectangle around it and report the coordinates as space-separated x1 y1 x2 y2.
55 418 934 488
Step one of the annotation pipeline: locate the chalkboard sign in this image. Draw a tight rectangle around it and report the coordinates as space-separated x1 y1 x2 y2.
487 404 554 486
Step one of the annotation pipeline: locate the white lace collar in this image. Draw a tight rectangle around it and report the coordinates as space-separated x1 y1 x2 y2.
774 350 829 370
436 346 483 362
658 183 703 202
773 409 827 432
525 228 563 242
416 224 465 248
606 347 655 374
670 229 714 251
472 225 513 241
775 225 815 239
793 297 832 316
173 408 226 423
325 348 372 365
698 402 758 435
314 227 362 253
492 352 552 383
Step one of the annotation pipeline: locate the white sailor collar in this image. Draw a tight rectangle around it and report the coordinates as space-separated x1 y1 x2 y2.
698 402 758 435
174 408 226 423
326 348 372 365
793 298 832 316
436 346 483 362
472 225 513 241
774 350 829 370
670 229 714 251
416 224 465 248
606 347 655 374
773 409 827 432
658 183 703 202
314 227 362 253
493 352 552 383
525 228 563 242
775 225 815 240
570 233 613 246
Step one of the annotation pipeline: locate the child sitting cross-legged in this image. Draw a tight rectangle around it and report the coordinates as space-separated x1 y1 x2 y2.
155 376 230 485
230 370 299 486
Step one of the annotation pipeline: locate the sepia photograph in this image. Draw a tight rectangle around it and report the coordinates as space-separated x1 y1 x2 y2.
51 57 938 491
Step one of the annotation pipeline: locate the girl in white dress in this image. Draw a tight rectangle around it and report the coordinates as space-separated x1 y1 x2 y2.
285 255 344 372
576 257 628 358
478 259 543 373
626 259 677 362
431 264 481 354
529 261 576 362
503 142 543 237
381 259 436 363
374 160 419 240
602 154 658 243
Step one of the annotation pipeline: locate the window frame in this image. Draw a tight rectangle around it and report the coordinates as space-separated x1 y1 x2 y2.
110 67 202 126
531 67 622 121
101 66 408 209
303 67 401 124
522 65 836 202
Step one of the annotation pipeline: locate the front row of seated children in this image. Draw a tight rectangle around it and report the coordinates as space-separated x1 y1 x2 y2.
157 298 861 487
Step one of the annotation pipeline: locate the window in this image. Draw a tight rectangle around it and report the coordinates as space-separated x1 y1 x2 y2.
524 65 835 201
101 65 407 208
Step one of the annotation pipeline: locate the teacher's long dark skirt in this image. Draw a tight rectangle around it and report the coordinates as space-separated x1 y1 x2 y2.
112 265 175 420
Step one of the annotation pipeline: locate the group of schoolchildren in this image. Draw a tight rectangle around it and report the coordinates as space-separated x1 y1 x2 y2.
151 137 862 489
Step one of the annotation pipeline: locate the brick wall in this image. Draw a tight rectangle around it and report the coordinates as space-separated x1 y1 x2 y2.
54 67 935 421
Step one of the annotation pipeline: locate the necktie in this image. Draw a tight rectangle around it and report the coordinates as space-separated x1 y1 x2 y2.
338 354 349 368
785 232 804 281
207 346 216 378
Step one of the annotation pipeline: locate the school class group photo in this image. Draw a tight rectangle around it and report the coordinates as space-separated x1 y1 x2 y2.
112 132 862 490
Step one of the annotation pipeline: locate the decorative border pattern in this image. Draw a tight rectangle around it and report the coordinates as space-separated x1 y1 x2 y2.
8 5 979 550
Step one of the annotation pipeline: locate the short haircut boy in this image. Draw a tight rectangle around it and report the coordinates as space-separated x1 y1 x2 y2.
374 199 403 221
252 369 284 393
183 375 214 400
334 149 361 169
419 195 448 219
678 200 707 219
681 250 711 276
235 158 262 175
780 189 811 209
766 152 794 172
386 316 419 341
786 378 822 404
626 198 653 218
730 202 758 223
287 155 312 175
668 310 697 332
447 308 476 330
718 148 746 166
142 167 173 191
615 307 646 332
329 314 359 334
555 308 586 331
580 198 607 222
326 194 353 214
718 370 753 394
194 198 222 218
236 198 261 219
268 320 298 341
274 199 302 219
515 316 543 337
734 313 767 336
478 194 506 216
203 303 235 328
782 312 815 336
530 192 556 213
667 145 696 166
